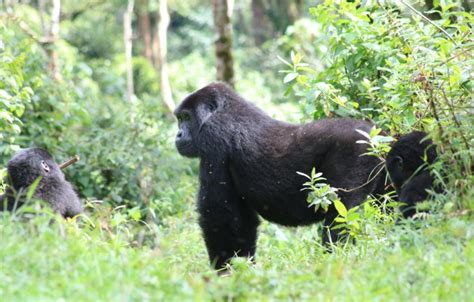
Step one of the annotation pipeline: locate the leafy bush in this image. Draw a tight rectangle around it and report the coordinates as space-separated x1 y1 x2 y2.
0 12 193 220
282 0 473 210
0 25 34 158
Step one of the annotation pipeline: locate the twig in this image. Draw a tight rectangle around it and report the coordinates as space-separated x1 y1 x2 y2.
399 0 456 43
337 163 386 193
59 155 80 170
0 13 55 44
440 88 470 150
436 44 474 67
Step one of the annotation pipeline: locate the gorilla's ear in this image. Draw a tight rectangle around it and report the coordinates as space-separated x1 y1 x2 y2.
393 156 404 168
197 99 218 130
196 88 221 129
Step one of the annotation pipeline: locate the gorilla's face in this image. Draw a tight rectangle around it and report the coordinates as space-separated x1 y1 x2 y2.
175 108 200 158
385 155 407 190
174 85 220 158
7 148 63 189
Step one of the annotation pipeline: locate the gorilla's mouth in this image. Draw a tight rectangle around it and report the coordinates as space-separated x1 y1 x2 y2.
176 141 191 150
176 142 198 157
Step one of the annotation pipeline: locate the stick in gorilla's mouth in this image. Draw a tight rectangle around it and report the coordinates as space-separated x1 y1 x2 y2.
59 155 80 170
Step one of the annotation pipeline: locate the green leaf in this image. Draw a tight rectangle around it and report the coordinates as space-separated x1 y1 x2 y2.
331 224 347 230
296 171 311 180
355 129 371 140
334 199 347 217
369 126 381 137
26 177 42 200
277 56 293 68
128 207 142 221
283 73 298 84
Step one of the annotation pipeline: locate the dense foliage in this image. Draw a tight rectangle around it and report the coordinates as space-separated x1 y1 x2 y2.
283 1 473 213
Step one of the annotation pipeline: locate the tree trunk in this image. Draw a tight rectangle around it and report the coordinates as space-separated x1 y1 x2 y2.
123 0 135 104
156 0 175 113
151 25 159 69
48 0 61 81
38 0 47 35
38 0 62 81
287 0 302 24
462 0 471 12
251 0 271 46
137 0 153 63
212 0 235 88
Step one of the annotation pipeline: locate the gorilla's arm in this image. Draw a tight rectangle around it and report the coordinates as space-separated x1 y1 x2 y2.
198 158 259 270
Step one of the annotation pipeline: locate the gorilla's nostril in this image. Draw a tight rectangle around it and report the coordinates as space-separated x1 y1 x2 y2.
177 131 183 138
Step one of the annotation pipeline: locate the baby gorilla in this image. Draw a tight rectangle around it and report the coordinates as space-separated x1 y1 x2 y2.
386 131 440 217
0 148 82 218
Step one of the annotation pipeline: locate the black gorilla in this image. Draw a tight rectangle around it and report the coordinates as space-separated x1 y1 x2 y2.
174 83 386 269
386 131 439 217
0 148 83 218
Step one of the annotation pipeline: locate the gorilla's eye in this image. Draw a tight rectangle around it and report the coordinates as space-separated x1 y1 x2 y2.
207 101 217 111
41 160 50 173
395 156 404 168
179 113 191 122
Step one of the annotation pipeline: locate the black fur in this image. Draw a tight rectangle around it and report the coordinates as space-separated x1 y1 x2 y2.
174 83 385 269
0 148 82 218
386 131 439 217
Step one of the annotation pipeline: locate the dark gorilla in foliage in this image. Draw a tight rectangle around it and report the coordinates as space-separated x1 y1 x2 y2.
174 82 386 270
386 131 440 218
0 148 83 218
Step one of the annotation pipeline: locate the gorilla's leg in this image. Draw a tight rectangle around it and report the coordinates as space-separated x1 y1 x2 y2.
198 195 259 269
197 159 260 270
321 188 369 247
321 210 344 247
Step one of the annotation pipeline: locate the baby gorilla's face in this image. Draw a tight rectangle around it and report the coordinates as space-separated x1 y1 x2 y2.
5 147 83 218
7 148 62 189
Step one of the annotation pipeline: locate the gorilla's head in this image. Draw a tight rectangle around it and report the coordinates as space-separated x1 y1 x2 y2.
386 131 437 190
7 148 64 191
174 83 229 158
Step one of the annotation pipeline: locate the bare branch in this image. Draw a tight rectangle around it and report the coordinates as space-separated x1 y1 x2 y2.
399 0 455 43
59 155 80 170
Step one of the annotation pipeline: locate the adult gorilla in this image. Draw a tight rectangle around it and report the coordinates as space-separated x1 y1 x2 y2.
174 83 385 270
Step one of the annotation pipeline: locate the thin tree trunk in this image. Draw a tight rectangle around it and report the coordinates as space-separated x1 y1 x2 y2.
462 0 471 11
151 27 159 68
295 0 304 16
124 0 135 104
48 0 61 81
38 0 47 35
212 0 235 88
251 0 271 46
137 0 153 63
38 0 62 81
287 0 302 24
156 0 175 113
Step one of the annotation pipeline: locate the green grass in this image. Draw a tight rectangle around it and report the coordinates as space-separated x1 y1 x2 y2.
1 201 473 301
